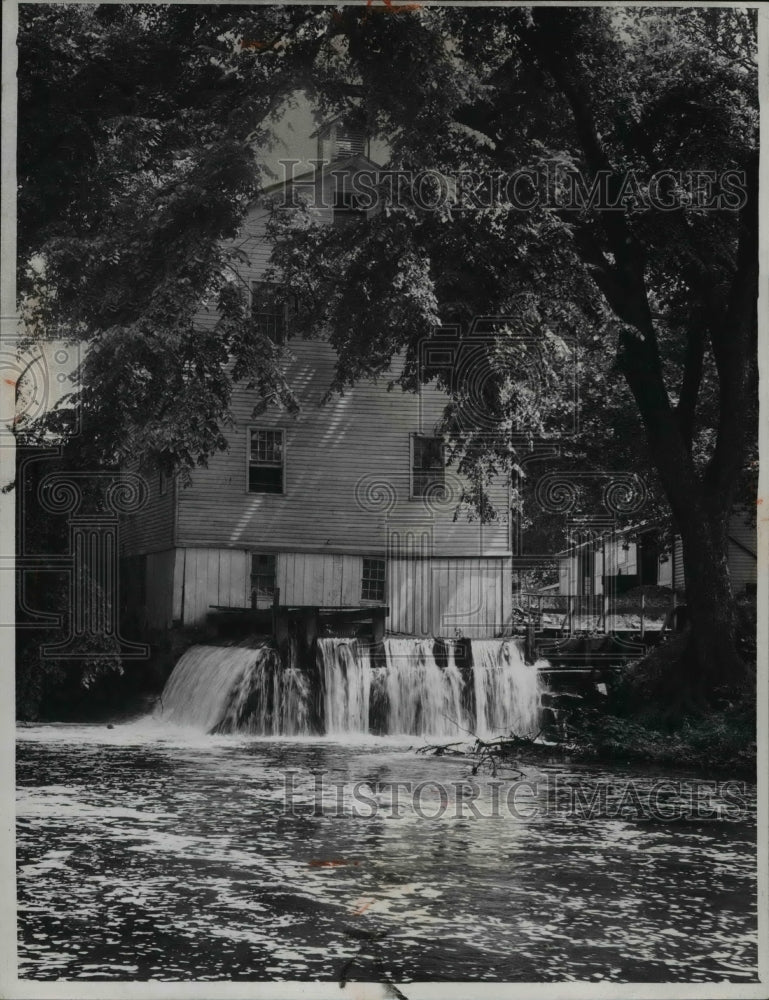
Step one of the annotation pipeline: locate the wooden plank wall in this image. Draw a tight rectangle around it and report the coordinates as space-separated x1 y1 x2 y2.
176 550 368 624
179 548 250 625
172 545 510 636
277 552 363 606
727 509 757 592
389 556 512 637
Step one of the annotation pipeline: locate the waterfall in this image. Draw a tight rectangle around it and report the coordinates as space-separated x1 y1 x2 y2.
159 637 542 738
317 636 541 738
317 638 371 734
471 639 542 738
376 638 469 737
158 643 312 735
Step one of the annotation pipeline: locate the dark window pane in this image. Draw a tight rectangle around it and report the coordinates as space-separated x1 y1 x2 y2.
413 471 445 497
249 466 283 493
251 553 276 608
412 435 445 497
414 436 444 470
251 429 283 464
249 429 284 493
252 553 276 576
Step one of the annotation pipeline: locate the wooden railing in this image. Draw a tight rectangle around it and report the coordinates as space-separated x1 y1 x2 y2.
514 591 680 636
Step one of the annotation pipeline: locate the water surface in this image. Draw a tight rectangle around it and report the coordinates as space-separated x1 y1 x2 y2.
17 723 757 983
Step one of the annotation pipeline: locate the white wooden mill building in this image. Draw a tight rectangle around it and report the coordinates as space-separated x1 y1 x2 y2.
120 121 513 638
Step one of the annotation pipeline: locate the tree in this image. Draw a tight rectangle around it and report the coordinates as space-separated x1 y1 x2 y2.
266 5 758 690
18 3 330 471
18 5 757 690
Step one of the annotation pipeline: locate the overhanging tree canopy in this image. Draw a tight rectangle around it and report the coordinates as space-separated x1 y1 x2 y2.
17 4 758 687
268 5 758 688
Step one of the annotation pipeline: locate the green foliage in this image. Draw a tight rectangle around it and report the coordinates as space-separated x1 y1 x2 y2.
564 705 756 778
267 6 757 540
16 6 758 683
19 6 757 497
18 3 329 473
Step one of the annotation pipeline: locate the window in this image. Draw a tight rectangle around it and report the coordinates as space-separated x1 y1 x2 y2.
411 434 445 498
251 553 276 609
251 281 289 344
249 429 284 493
361 558 386 602
333 189 367 226
158 470 169 496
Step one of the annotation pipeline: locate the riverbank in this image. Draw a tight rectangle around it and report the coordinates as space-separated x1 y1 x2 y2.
541 624 757 779
551 705 756 779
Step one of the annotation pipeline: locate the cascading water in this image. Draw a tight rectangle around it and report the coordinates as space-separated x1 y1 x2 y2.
157 643 312 735
376 638 469 737
471 639 544 738
158 637 542 738
317 638 371 734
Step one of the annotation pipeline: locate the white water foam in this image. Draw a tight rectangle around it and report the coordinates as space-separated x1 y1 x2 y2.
471 639 543 738
377 638 468 737
157 644 311 735
158 637 542 738
317 637 371 734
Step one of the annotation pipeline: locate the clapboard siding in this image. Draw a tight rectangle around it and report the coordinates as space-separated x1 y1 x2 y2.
120 469 175 556
175 195 510 558
122 194 511 559
673 536 685 590
124 180 513 637
175 339 511 556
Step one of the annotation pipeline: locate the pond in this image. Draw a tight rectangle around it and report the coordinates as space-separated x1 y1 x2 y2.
16 722 758 984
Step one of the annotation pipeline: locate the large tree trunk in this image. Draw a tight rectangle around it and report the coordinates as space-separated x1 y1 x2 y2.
615 322 749 694
675 502 744 693
529 11 757 692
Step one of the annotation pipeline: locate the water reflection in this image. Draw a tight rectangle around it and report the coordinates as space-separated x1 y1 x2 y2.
16 723 758 982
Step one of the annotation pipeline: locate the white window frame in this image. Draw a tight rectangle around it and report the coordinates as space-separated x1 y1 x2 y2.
247 427 286 495
361 557 387 604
